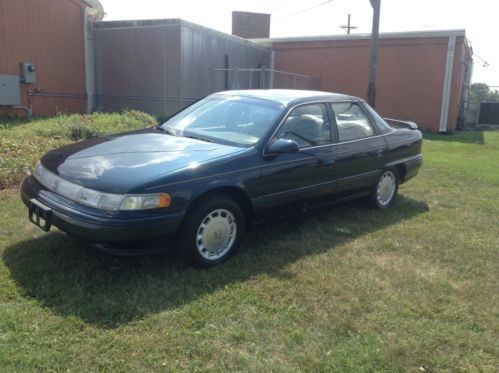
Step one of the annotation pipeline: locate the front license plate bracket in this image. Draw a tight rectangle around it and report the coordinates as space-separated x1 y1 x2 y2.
28 198 52 232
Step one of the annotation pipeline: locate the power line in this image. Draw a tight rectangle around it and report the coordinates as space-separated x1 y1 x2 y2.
474 53 489 68
273 0 334 23
267 0 296 14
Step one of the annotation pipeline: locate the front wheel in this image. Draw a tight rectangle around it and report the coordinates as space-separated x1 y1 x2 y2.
178 195 245 267
368 169 399 209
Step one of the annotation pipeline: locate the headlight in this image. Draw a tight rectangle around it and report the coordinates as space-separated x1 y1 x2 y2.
33 162 171 211
120 194 171 210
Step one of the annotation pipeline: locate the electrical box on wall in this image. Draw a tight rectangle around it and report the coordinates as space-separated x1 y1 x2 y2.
21 62 37 84
0 74 22 106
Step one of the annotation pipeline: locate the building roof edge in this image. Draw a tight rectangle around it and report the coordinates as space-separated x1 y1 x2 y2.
252 29 466 44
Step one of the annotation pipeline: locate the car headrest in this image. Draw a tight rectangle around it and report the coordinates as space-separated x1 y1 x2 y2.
289 118 321 139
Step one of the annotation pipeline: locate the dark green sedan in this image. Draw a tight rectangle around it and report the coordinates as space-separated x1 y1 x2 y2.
21 90 422 266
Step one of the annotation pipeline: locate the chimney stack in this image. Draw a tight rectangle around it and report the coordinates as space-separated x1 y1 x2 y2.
232 11 270 39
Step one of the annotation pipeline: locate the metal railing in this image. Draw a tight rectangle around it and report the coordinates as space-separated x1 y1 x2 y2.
209 67 320 93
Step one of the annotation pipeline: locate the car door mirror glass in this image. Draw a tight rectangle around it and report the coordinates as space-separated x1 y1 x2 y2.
267 138 299 154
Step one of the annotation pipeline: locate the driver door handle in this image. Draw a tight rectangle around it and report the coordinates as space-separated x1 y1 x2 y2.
317 158 335 167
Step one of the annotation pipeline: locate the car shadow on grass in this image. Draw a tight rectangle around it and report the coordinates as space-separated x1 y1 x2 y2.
3 195 428 328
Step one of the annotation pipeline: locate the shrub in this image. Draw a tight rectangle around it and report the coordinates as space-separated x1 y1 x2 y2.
69 124 103 141
0 111 157 189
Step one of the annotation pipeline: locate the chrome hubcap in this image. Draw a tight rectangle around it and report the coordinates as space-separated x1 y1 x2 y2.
377 171 396 205
196 209 237 260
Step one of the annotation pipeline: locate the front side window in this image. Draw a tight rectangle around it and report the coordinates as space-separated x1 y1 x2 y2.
161 95 283 147
331 102 375 142
274 104 330 148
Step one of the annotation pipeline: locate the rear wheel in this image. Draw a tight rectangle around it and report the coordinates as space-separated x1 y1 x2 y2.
178 195 245 267
369 169 399 209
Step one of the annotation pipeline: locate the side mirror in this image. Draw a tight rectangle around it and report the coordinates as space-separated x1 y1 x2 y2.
267 138 299 154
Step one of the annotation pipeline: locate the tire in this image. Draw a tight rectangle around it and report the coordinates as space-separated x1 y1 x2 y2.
368 168 399 209
177 195 245 267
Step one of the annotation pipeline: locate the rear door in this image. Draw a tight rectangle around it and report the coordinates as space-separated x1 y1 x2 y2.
330 101 386 193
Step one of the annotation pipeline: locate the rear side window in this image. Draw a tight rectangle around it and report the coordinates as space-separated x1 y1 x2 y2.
331 102 375 142
362 102 394 134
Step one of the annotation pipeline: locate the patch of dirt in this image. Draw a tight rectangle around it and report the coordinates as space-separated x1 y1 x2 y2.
0 188 18 201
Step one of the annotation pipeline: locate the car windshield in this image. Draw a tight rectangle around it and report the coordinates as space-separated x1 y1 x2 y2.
160 95 283 147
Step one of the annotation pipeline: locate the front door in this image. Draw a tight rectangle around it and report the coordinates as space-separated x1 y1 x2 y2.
256 103 337 210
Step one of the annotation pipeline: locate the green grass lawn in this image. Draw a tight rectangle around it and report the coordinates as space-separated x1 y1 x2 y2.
0 124 498 371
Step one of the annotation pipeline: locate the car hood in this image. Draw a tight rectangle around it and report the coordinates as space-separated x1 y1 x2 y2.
41 128 247 193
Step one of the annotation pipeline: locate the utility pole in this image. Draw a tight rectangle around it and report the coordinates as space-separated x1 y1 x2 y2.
367 0 381 108
340 14 357 34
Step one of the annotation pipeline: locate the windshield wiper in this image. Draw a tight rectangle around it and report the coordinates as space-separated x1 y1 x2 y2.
156 126 215 143
156 126 178 136
182 134 216 143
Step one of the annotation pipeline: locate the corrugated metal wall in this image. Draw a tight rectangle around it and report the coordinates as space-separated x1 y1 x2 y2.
93 19 271 118
180 22 270 98
93 20 183 116
0 0 87 116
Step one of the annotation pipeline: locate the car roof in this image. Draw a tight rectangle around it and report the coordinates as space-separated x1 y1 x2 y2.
215 89 360 106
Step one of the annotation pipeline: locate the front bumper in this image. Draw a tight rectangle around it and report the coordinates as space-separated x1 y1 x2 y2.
21 176 185 245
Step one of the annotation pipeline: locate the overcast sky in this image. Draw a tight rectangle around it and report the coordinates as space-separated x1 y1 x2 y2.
99 0 498 86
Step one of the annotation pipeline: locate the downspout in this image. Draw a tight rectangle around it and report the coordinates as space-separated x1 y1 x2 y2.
439 36 456 132
462 43 474 114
